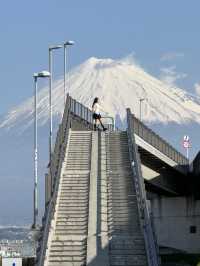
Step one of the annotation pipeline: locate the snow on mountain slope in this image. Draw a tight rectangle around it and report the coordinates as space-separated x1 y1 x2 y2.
1 56 200 131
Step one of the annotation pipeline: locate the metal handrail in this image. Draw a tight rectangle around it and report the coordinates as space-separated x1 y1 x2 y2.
101 116 115 131
127 108 160 266
132 114 188 165
37 94 71 266
69 97 93 124
69 97 115 131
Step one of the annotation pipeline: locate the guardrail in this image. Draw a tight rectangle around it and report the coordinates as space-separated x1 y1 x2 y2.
69 97 93 124
127 108 160 266
37 94 71 266
131 114 188 165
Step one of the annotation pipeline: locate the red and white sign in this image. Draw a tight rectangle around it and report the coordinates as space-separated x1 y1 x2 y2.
182 135 191 149
182 135 191 159
183 141 190 148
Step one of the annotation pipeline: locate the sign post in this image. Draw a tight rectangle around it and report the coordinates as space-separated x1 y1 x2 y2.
182 135 191 159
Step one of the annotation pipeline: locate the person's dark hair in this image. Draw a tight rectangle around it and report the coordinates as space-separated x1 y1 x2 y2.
92 97 99 108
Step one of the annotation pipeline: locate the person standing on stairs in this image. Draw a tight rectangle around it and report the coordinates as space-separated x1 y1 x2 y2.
92 97 107 131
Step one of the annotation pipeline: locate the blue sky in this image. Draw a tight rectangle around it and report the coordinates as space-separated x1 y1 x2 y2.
0 0 200 113
1 0 200 226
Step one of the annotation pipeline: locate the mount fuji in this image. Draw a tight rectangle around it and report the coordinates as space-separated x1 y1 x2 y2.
0 55 200 226
1 56 200 132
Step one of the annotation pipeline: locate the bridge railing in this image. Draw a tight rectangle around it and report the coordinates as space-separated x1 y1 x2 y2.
132 114 188 165
127 108 161 266
69 97 93 124
37 94 71 266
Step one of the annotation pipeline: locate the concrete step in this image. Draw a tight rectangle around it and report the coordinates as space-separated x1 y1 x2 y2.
61 178 89 181
55 229 87 235
52 235 87 241
67 151 91 155
58 205 88 210
110 254 147 266
60 192 87 198
58 195 88 200
49 250 85 256
60 185 88 189
66 155 91 158
57 199 88 203
48 261 85 266
48 255 85 262
58 201 87 205
110 249 146 255
110 255 147 266
56 217 88 222
51 242 86 247
56 221 87 226
50 246 85 251
57 214 88 219
60 184 89 188
63 170 90 175
65 167 90 170
109 226 141 232
57 210 88 214
60 188 89 192
67 147 91 151
58 203 88 207
110 237 145 246
55 226 88 231
65 159 90 162
61 181 89 184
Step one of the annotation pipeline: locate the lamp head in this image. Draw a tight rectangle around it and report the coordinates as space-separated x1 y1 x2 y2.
33 71 51 78
49 45 63 51
64 40 75 46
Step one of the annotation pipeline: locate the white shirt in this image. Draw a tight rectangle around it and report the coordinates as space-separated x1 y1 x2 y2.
92 103 103 114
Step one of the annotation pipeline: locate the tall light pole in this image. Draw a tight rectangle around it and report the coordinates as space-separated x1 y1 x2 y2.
64 41 75 108
139 98 145 121
48 45 62 173
33 71 50 229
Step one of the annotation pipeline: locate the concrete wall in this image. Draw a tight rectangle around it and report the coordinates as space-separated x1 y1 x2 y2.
141 163 186 195
151 196 200 253
71 115 92 131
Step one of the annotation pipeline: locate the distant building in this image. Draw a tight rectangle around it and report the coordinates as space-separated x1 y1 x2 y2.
2 257 22 266
0 240 35 258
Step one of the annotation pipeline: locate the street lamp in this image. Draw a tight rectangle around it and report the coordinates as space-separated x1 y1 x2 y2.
139 98 145 121
33 71 50 229
48 45 62 177
64 40 75 107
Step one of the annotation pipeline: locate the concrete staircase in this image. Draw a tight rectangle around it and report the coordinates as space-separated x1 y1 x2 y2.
105 131 148 266
40 130 151 266
45 131 92 266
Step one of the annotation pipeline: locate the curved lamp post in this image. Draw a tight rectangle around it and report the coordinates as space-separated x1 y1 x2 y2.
48 45 62 177
33 71 51 229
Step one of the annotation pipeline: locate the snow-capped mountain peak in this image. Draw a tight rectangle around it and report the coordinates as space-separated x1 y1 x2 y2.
1 56 200 132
